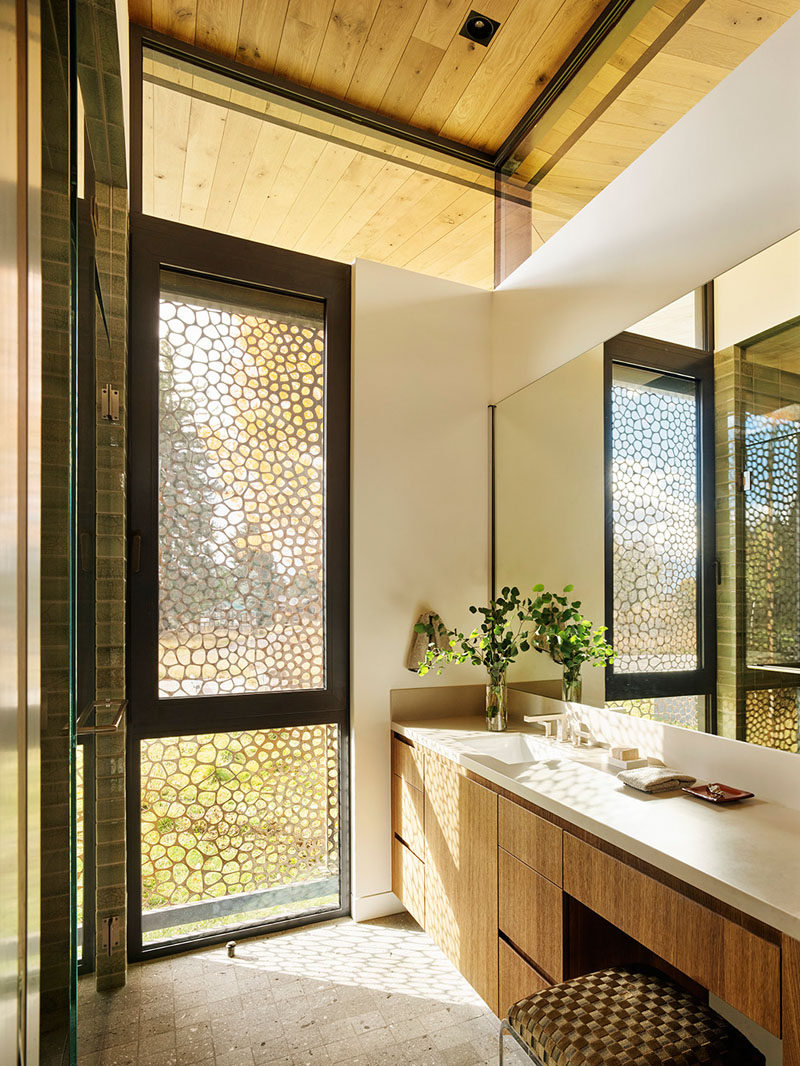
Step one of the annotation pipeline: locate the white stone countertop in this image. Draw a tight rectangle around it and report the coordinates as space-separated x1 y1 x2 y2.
392 715 800 941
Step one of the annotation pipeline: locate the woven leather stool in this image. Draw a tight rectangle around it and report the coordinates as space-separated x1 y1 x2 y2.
499 965 765 1065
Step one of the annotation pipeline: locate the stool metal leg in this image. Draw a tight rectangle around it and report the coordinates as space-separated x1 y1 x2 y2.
499 1018 548 1066
499 1019 509 1065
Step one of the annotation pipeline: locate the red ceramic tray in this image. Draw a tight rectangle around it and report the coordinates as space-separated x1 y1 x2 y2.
682 782 754 803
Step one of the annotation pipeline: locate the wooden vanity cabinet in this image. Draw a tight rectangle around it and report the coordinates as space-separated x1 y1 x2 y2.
391 736 426 927
424 750 499 1014
391 770 425 861
499 939 550 1016
498 794 564 992
392 733 424 792
392 833 425 928
392 733 790 1042
498 796 562 886
785 935 800 1066
564 833 781 1036
390 737 499 1014
499 848 563 983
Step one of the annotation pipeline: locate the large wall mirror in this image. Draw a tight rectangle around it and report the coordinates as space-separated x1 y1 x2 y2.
495 229 800 754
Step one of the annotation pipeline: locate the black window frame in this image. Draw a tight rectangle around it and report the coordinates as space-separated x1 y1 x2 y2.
126 213 351 959
604 332 717 731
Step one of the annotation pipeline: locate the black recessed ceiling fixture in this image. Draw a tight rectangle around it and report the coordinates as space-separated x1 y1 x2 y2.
459 10 501 46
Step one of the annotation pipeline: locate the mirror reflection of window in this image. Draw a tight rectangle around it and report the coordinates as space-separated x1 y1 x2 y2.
609 365 700 676
603 330 715 735
739 320 800 753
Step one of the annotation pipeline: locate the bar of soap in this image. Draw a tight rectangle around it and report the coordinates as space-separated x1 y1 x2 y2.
611 746 639 761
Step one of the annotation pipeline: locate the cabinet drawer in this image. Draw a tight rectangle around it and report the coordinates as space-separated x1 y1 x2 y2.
499 848 563 982
392 735 424 793
722 919 781 1035
392 772 425 861
499 939 551 1017
563 834 780 1035
499 796 562 886
392 835 424 928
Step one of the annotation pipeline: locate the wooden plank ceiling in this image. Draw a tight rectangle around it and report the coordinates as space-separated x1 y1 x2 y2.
129 0 615 154
142 53 497 287
132 0 800 289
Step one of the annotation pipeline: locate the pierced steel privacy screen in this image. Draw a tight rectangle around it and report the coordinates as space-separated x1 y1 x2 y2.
140 725 340 942
610 366 699 673
606 696 703 730
745 688 799 753
745 429 800 669
158 273 326 698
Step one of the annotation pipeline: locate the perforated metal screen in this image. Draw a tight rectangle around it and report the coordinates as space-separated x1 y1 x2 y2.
140 725 340 943
158 273 326 698
610 365 699 674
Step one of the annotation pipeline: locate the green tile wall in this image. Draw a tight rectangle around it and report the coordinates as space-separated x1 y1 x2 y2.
94 182 129 991
39 1 73 1060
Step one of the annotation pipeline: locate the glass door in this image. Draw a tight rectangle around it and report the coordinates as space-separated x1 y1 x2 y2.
128 218 350 956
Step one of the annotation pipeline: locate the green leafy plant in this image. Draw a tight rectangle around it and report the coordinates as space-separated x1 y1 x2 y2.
414 586 533 684
527 584 614 687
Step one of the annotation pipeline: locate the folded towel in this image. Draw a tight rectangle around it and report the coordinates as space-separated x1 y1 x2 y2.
617 766 697 793
405 610 450 673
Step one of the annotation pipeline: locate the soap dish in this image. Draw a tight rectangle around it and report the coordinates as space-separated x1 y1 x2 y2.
682 782 754 804
607 755 648 770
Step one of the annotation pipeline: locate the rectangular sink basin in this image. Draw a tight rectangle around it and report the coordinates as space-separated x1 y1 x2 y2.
460 732 549 766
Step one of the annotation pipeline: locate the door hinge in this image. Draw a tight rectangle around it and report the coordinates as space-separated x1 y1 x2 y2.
101 384 120 422
739 469 751 492
98 915 121 956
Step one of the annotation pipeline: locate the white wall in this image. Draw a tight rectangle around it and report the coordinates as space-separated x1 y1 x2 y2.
351 260 491 919
492 11 800 400
495 347 606 705
715 229 800 350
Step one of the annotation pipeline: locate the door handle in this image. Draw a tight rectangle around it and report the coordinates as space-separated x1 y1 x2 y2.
71 698 128 735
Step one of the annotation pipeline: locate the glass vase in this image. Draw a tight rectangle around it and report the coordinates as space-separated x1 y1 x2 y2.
562 669 582 703
486 676 508 731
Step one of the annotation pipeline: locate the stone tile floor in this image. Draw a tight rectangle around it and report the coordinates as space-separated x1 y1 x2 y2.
77 913 529 1066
